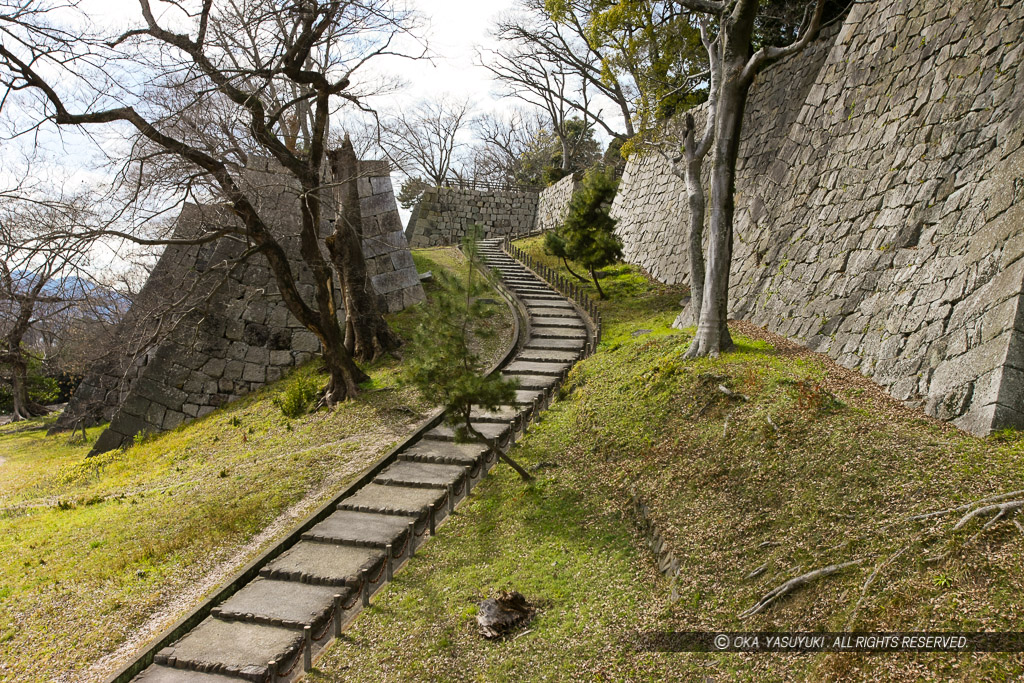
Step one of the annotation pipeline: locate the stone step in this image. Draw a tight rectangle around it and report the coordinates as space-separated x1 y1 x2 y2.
425 421 510 442
135 666 244 683
507 286 549 294
212 578 346 632
525 337 586 350
530 307 582 317
400 438 489 466
470 404 525 423
531 327 587 340
303 509 414 549
527 316 584 329
511 388 545 405
339 483 450 523
374 460 467 490
154 617 302 682
515 349 581 363
504 360 572 377
524 298 573 308
260 541 384 588
503 374 557 390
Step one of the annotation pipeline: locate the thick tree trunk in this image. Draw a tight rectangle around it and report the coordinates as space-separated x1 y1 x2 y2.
319 322 368 403
8 356 48 421
685 79 747 358
329 137 401 363
683 147 707 326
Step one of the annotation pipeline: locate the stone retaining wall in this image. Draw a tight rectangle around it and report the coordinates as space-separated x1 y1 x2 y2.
535 173 579 233
59 159 424 453
611 0 1024 435
406 186 539 247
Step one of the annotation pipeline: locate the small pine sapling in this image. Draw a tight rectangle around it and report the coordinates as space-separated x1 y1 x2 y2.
542 230 588 283
558 166 623 299
405 228 532 480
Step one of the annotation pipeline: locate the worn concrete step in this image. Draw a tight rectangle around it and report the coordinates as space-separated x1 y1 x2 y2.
374 460 467 490
503 276 545 283
339 483 449 522
135 666 244 683
530 307 582 317
509 282 555 291
504 360 572 377
212 578 346 632
532 327 587 339
527 316 584 329
400 438 489 466
470 404 525 423
515 349 581 363
507 286 549 293
503 374 556 390
425 421 510 442
511 388 545 405
260 541 384 588
154 617 302 682
524 298 572 308
303 509 414 549
525 337 586 351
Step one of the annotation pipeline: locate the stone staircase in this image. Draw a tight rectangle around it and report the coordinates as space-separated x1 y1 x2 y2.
125 239 597 683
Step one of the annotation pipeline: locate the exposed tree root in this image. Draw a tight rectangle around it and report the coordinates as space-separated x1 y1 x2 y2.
902 490 1024 524
845 535 922 630
743 491 1024 622
953 500 1024 532
739 560 861 619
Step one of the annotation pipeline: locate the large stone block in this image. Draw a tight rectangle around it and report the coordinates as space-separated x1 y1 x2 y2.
610 0 1024 435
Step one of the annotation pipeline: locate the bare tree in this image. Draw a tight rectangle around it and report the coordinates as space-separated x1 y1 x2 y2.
375 95 474 187
0 0 420 399
469 108 545 188
478 19 602 176
0 197 96 421
497 0 637 139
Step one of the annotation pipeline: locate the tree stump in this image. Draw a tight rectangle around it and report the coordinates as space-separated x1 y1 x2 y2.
476 590 535 639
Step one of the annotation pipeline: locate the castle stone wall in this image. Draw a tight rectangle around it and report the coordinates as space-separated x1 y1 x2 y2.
406 186 539 247
535 173 579 233
611 0 1024 435
59 159 423 453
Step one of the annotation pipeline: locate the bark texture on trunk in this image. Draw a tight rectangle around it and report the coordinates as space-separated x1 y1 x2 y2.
8 357 50 421
328 136 401 363
680 0 826 358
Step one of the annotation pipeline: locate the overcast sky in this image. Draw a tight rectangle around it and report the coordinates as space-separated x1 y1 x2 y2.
0 0 539 273
2 0 519 224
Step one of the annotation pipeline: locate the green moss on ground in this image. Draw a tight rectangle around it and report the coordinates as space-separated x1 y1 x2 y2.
309 240 1024 682
0 246 510 683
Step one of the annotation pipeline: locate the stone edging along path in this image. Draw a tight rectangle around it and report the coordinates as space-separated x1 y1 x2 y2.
115 238 602 683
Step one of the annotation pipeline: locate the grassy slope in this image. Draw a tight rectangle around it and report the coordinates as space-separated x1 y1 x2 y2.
0 247 511 683
310 237 1024 682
